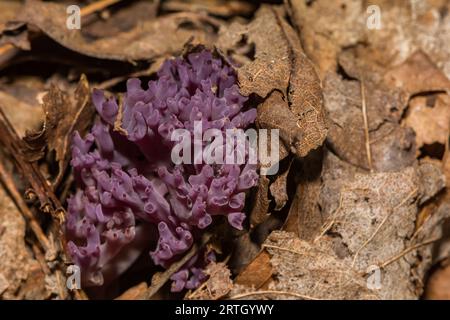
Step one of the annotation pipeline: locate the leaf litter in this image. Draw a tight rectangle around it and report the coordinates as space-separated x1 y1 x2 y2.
0 0 449 300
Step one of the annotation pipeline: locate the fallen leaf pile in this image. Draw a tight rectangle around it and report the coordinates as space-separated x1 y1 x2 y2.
0 0 449 300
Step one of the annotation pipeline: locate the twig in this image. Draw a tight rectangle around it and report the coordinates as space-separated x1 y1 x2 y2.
0 160 50 251
229 290 320 300
351 187 418 268
314 192 345 243
32 243 51 275
360 79 373 172
0 107 68 298
80 0 122 16
0 107 62 214
379 236 440 269
262 244 311 256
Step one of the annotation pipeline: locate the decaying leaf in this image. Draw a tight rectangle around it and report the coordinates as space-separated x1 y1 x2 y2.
231 231 378 300
81 1 159 39
286 0 366 78
385 50 450 96
315 151 445 299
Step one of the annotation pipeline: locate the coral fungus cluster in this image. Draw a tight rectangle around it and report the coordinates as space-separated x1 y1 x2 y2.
65 50 258 291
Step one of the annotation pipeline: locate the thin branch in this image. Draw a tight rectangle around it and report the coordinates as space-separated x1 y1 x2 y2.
314 191 345 243
0 160 50 251
80 0 122 16
379 236 440 269
262 244 311 256
229 290 320 300
360 79 373 172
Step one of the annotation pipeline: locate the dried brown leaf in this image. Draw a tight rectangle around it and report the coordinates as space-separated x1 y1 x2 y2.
316 151 445 299
0 185 48 299
234 251 273 290
18 0 219 61
231 231 378 300
0 90 43 137
219 6 327 157
404 94 450 152
385 50 450 95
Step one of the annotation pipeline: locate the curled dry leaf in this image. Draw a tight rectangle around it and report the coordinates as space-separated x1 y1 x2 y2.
218 5 327 158
23 75 93 184
18 0 219 61
0 1 29 50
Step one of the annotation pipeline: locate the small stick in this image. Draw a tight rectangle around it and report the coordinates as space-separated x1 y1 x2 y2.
229 290 320 300
262 244 311 256
80 0 122 16
360 79 373 172
379 236 440 269
32 243 51 275
0 159 50 251
314 191 345 243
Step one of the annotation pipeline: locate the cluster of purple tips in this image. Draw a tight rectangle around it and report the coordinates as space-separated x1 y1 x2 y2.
65 50 258 292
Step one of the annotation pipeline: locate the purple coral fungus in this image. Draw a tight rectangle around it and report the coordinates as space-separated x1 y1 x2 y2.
65 49 258 292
